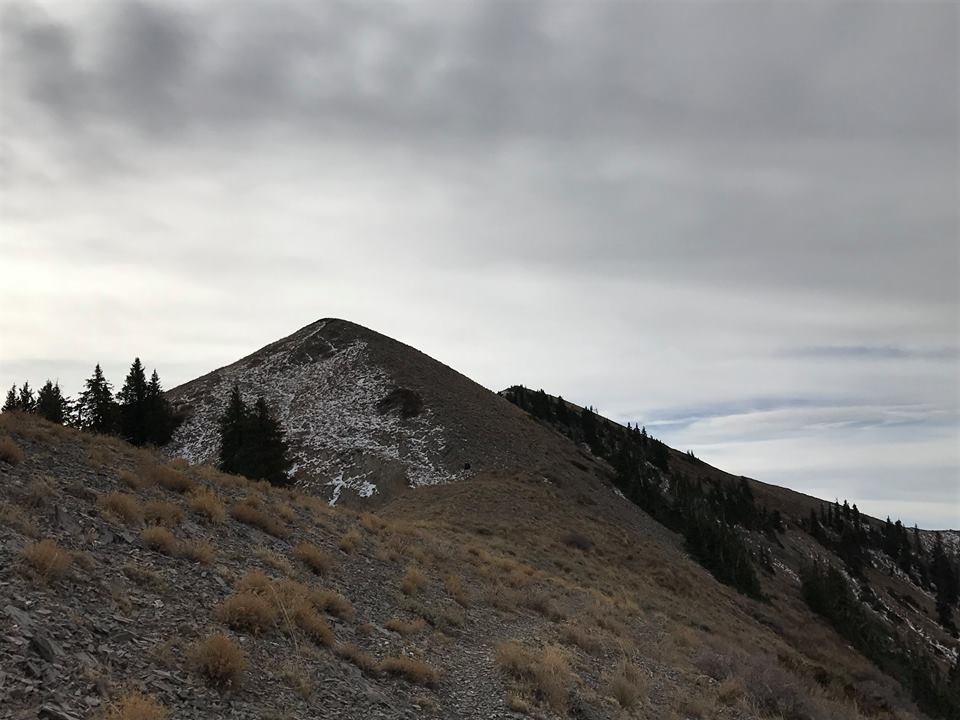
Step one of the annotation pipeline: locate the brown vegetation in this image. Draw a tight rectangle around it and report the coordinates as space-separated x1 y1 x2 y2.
230 497 289 538
0 435 24 465
336 643 379 675
606 660 647 708
142 463 195 493
339 528 362 553
216 591 278 633
0 502 39 537
384 617 428 637
191 633 248 687
293 542 335 575
379 655 440 686
141 526 179 556
21 538 72 581
496 642 571 713
102 691 168 720
311 589 356 622
143 500 184 528
98 492 143 525
188 488 226 523
179 539 216 565
294 602 335 646
400 566 428 595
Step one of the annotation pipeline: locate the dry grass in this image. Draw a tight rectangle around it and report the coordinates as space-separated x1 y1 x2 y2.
400 566 428 595
336 643 379 675
311 589 356 622
142 463 195 493
144 500 183 528
0 502 39 537
21 478 56 507
379 655 440 686
444 574 471 607
102 691 168 720
252 546 296 576
384 617 428 637
119 469 146 490
496 642 571 713
358 512 386 533
0 435 24 465
339 528 362 553
293 542 335 576
191 633 248 687
216 591 278 633
123 562 164 589
230 497 289 538
188 488 226 523
607 660 648 708
559 622 604 656
98 492 143 525
21 538 72 581
294 602 335 646
141 526 178 555
237 568 274 595
179 539 216 565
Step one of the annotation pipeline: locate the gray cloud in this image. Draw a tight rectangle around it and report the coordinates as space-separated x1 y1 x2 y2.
1 0 957 528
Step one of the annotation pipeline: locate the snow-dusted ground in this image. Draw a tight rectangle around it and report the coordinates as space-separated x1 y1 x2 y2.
165 321 466 502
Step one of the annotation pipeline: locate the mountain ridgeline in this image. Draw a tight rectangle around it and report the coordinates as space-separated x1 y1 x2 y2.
502 385 960 718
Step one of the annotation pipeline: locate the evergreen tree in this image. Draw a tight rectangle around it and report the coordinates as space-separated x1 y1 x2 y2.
35 380 69 424
3 385 19 412
118 358 149 445
217 386 291 485
144 370 178 445
218 385 249 477
17 382 36 413
76 364 116 434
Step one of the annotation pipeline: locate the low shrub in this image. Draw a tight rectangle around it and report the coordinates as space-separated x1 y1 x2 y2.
230 498 289 538
102 691 168 720
119 470 146 490
191 633 248 687
336 643 379 675
179 539 216 564
607 660 647 708
444 574 471 607
237 569 274 595
384 617 428 637
0 435 24 465
0 502 39 537
400 566 428 595
141 526 178 555
216 591 278 633
21 478 55 508
293 542 335 575
21 538 72 581
98 492 143 525
188 488 226 523
562 532 593 552
143 463 195 493
559 622 604 656
379 655 440 686
339 528 362 553
311 589 356 622
496 642 571 713
294 602 334 646
144 500 184 528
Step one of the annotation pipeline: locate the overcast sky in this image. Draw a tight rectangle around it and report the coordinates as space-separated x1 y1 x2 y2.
1 0 957 528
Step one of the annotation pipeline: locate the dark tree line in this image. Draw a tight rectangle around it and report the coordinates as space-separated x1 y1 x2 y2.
802 561 960 718
217 385 292 486
503 385 772 599
3 359 180 447
802 500 959 635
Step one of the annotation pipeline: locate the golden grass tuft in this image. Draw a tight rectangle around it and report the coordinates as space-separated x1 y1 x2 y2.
400 566 428 596
143 500 183 528
102 691 168 720
252 546 296 576
191 633 248 687
384 617 428 637
339 528 362 553
230 497 289 538
0 502 39 537
142 463 195 493
21 538 72 581
188 488 226 523
379 655 440 686
179 539 216 565
336 643 379 674
607 660 648 708
98 491 143 525
358 512 386 533
294 601 335 646
118 469 146 490
311 589 356 622
21 478 56 507
444 574 471 607
559 622 604 656
0 435 25 465
236 568 274 595
293 542 335 575
216 591 278 633
496 642 571 713
141 526 178 555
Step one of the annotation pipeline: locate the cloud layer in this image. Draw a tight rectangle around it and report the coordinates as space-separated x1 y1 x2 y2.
2 0 957 527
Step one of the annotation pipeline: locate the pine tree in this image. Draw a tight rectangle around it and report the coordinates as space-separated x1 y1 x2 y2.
35 380 69 424
144 370 178 445
218 385 248 477
2 385 18 412
17 382 36 413
118 358 149 445
76 364 116 434
249 396 292 486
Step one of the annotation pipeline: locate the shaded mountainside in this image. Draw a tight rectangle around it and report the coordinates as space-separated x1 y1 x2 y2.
165 319 599 505
0 411 947 720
